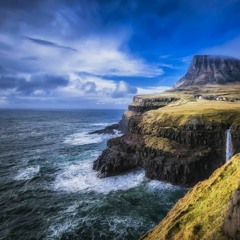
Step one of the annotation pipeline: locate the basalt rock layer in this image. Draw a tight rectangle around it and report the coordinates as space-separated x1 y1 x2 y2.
93 86 240 186
175 55 240 88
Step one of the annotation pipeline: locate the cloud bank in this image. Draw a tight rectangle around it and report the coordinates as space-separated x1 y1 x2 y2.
0 0 239 108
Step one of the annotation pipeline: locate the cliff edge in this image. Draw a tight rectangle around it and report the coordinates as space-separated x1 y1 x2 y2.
93 84 240 186
142 153 240 240
92 55 240 239
93 55 240 186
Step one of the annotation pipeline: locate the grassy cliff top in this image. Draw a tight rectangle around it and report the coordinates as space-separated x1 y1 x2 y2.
140 99 240 131
142 153 240 240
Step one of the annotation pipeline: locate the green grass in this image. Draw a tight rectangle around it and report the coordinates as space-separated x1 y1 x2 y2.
140 99 240 135
142 153 240 240
144 135 180 153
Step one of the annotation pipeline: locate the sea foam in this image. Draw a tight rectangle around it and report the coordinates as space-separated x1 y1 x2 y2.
14 165 40 181
53 160 146 194
91 122 117 126
63 131 121 146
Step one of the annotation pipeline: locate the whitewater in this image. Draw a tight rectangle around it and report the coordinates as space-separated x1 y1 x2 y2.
0 109 186 240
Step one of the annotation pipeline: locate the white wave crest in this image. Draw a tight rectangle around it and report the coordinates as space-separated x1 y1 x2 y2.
48 219 77 239
63 131 121 146
53 160 145 194
91 122 117 126
147 180 178 191
14 165 40 181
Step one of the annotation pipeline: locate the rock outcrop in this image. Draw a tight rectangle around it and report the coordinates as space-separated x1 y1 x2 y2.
118 95 178 133
93 55 240 186
175 55 240 88
93 94 240 186
141 153 240 240
223 189 240 239
90 123 119 135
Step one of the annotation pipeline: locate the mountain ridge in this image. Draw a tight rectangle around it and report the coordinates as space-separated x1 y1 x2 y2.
175 55 240 88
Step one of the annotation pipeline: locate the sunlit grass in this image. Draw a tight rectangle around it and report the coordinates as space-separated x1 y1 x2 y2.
143 153 240 240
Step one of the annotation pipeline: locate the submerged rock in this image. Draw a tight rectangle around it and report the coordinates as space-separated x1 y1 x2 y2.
89 123 120 135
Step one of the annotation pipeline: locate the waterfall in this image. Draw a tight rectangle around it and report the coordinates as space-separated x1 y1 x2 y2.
226 128 233 162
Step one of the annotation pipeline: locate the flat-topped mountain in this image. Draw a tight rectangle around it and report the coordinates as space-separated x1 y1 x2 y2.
175 55 240 88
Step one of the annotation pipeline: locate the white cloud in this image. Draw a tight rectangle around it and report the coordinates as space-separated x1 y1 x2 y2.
202 36 240 58
0 32 165 108
0 33 163 78
0 96 7 105
137 86 171 95
56 75 137 100
111 81 137 98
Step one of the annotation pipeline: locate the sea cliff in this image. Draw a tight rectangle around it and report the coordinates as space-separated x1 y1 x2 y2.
93 55 240 239
93 84 240 186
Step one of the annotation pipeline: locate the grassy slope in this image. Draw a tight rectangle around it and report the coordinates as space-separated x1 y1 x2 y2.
142 153 240 240
141 99 240 130
135 84 240 136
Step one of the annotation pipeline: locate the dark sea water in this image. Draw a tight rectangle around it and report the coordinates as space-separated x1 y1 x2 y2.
0 109 187 240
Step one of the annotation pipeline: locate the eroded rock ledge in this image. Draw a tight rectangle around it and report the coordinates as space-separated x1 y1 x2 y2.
93 86 240 186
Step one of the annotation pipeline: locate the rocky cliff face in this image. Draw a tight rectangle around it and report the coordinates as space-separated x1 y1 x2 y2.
223 189 240 239
93 88 240 186
118 95 178 133
175 55 240 88
93 55 240 186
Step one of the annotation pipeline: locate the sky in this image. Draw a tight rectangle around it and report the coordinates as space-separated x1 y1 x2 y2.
0 0 240 109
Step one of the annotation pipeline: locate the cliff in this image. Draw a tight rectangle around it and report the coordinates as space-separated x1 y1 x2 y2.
92 55 240 239
175 55 240 88
93 84 240 186
141 153 240 240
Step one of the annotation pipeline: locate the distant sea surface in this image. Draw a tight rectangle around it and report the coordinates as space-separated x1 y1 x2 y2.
0 109 187 240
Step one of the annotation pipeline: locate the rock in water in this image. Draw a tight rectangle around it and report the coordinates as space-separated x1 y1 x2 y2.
175 55 240 88
89 123 120 135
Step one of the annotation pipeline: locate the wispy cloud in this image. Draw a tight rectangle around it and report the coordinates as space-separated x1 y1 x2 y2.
26 37 78 52
0 33 163 77
137 86 171 95
202 36 240 59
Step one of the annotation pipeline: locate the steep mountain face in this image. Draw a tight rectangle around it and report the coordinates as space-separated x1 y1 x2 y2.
175 55 240 88
93 86 240 186
141 153 240 240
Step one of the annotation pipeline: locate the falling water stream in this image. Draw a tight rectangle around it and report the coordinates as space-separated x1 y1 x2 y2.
226 128 233 162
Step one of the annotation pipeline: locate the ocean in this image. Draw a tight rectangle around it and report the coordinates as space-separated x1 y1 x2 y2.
0 109 187 240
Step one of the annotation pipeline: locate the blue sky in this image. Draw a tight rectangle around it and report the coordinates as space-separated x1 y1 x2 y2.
0 0 240 109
